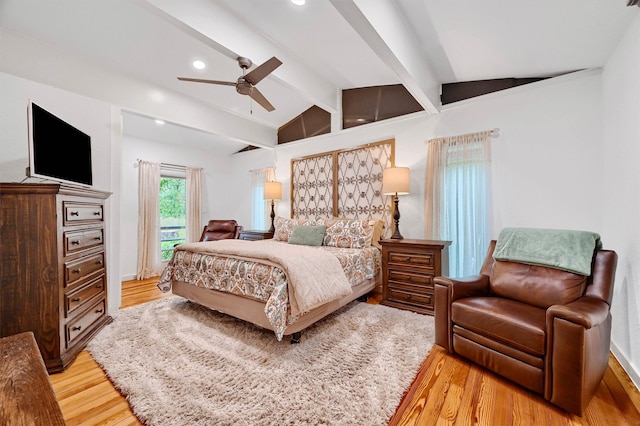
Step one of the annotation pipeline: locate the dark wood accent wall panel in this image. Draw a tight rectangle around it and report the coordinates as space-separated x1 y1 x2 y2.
291 139 394 235
278 105 331 144
0 183 112 373
342 84 423 129
441 77 548 105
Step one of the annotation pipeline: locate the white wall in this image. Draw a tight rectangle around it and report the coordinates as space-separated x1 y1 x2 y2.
602 11 640 388
119 135 237 280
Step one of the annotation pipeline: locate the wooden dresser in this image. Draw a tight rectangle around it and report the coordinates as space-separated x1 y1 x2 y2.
0 183 112 373
239 229 274 241
380 239 451 315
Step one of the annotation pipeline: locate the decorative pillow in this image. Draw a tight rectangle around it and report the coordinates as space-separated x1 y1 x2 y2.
273 216 317 242
322 218 372 249
368 220 385 250
288 225 326 246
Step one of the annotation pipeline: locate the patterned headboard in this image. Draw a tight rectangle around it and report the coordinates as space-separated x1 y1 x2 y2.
291 139 394 237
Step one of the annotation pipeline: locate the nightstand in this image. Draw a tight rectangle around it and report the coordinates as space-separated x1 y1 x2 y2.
239 229 274 241
380 239 451 315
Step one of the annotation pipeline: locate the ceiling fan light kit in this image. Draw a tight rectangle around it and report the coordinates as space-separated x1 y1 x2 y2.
178 56 282 112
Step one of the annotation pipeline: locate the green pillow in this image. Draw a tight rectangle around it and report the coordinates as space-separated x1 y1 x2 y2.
288 225 326 246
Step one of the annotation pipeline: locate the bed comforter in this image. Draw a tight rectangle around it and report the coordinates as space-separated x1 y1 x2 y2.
158 239 380 340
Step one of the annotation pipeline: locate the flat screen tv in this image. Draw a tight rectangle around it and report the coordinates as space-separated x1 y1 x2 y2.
27 101 93 187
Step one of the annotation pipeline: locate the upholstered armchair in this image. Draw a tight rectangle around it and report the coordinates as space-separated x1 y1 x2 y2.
199 220 243 241
434 229 617 415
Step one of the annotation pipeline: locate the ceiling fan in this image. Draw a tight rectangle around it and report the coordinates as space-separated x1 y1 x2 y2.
178 56 282 112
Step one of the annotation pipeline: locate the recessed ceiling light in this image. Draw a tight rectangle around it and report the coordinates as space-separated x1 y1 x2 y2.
155 119 165 125
192 60 206 70
291 0 305 5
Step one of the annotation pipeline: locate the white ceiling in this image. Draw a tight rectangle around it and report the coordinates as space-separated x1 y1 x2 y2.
1 0 637 152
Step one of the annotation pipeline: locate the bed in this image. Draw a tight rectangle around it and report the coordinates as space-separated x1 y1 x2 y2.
158 217 383 342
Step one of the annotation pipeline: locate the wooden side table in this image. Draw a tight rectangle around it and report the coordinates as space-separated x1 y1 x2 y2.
0 332 66 425
239 229 274 241
380 239 451 315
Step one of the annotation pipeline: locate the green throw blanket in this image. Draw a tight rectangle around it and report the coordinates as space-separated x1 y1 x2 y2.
493 227 602 276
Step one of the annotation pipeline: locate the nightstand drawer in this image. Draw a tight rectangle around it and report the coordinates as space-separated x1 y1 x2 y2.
388 269 434 286
388 250 435 269
387 288 433 310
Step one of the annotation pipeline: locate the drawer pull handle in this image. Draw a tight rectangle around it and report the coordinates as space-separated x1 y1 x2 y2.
73 268 81 274
96 309 104 314
96 284 103 289
70 211 79 216
94 236 101 240
406 294 412 299
405 256 411 262
71 240 80 245
96 260 103 265
72 325 82 331
72 297 81 302
93 211 101 216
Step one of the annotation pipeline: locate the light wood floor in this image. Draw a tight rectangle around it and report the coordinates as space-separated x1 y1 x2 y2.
50 278 640 425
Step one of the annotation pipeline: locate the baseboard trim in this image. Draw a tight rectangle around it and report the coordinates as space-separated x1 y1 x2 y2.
121 274 137 282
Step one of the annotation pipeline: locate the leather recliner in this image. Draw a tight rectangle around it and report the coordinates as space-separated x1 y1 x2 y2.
199 220 243 241
434 240 617 415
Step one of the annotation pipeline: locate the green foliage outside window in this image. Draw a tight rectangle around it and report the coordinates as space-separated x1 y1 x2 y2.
160 177 186 261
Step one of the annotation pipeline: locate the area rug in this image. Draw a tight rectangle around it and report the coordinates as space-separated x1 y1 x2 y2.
87 296 434 426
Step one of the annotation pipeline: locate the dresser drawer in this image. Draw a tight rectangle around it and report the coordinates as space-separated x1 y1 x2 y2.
65 276 106 317
66 299 106 347
387 288 434 310
64 252 105 287
64 202 103 224
64 229 104 255
388 250 435 270
388 269 434 287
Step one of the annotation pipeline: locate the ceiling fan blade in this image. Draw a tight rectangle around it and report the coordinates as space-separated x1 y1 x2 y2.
177 77 236 86
244 57 282 85
248 87 275 112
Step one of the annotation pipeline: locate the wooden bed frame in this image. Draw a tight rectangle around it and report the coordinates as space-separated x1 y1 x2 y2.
171 273 380 343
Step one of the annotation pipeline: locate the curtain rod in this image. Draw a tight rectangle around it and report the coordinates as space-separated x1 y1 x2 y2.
133 159 187 170
425 128 500 143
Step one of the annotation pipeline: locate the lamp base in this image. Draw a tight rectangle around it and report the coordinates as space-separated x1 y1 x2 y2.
390 194 404 239
390 228 404 240
269 200 276 234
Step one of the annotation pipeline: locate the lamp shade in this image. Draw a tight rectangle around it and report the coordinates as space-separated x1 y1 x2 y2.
264 181 282 200
382 167 410 195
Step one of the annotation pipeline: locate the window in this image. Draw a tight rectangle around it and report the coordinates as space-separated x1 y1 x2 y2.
250 167 275 230
425 131 492 277
159 176 186 261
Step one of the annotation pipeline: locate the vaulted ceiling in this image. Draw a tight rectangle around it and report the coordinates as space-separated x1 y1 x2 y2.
1 0 637 153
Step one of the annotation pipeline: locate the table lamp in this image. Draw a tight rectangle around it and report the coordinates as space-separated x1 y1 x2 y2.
264 181 282 233
382 167 410 239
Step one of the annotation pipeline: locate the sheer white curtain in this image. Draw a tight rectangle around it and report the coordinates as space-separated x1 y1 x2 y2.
251 167 275 229
425 131 493 277
136 160 161 280
186 166 202 243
